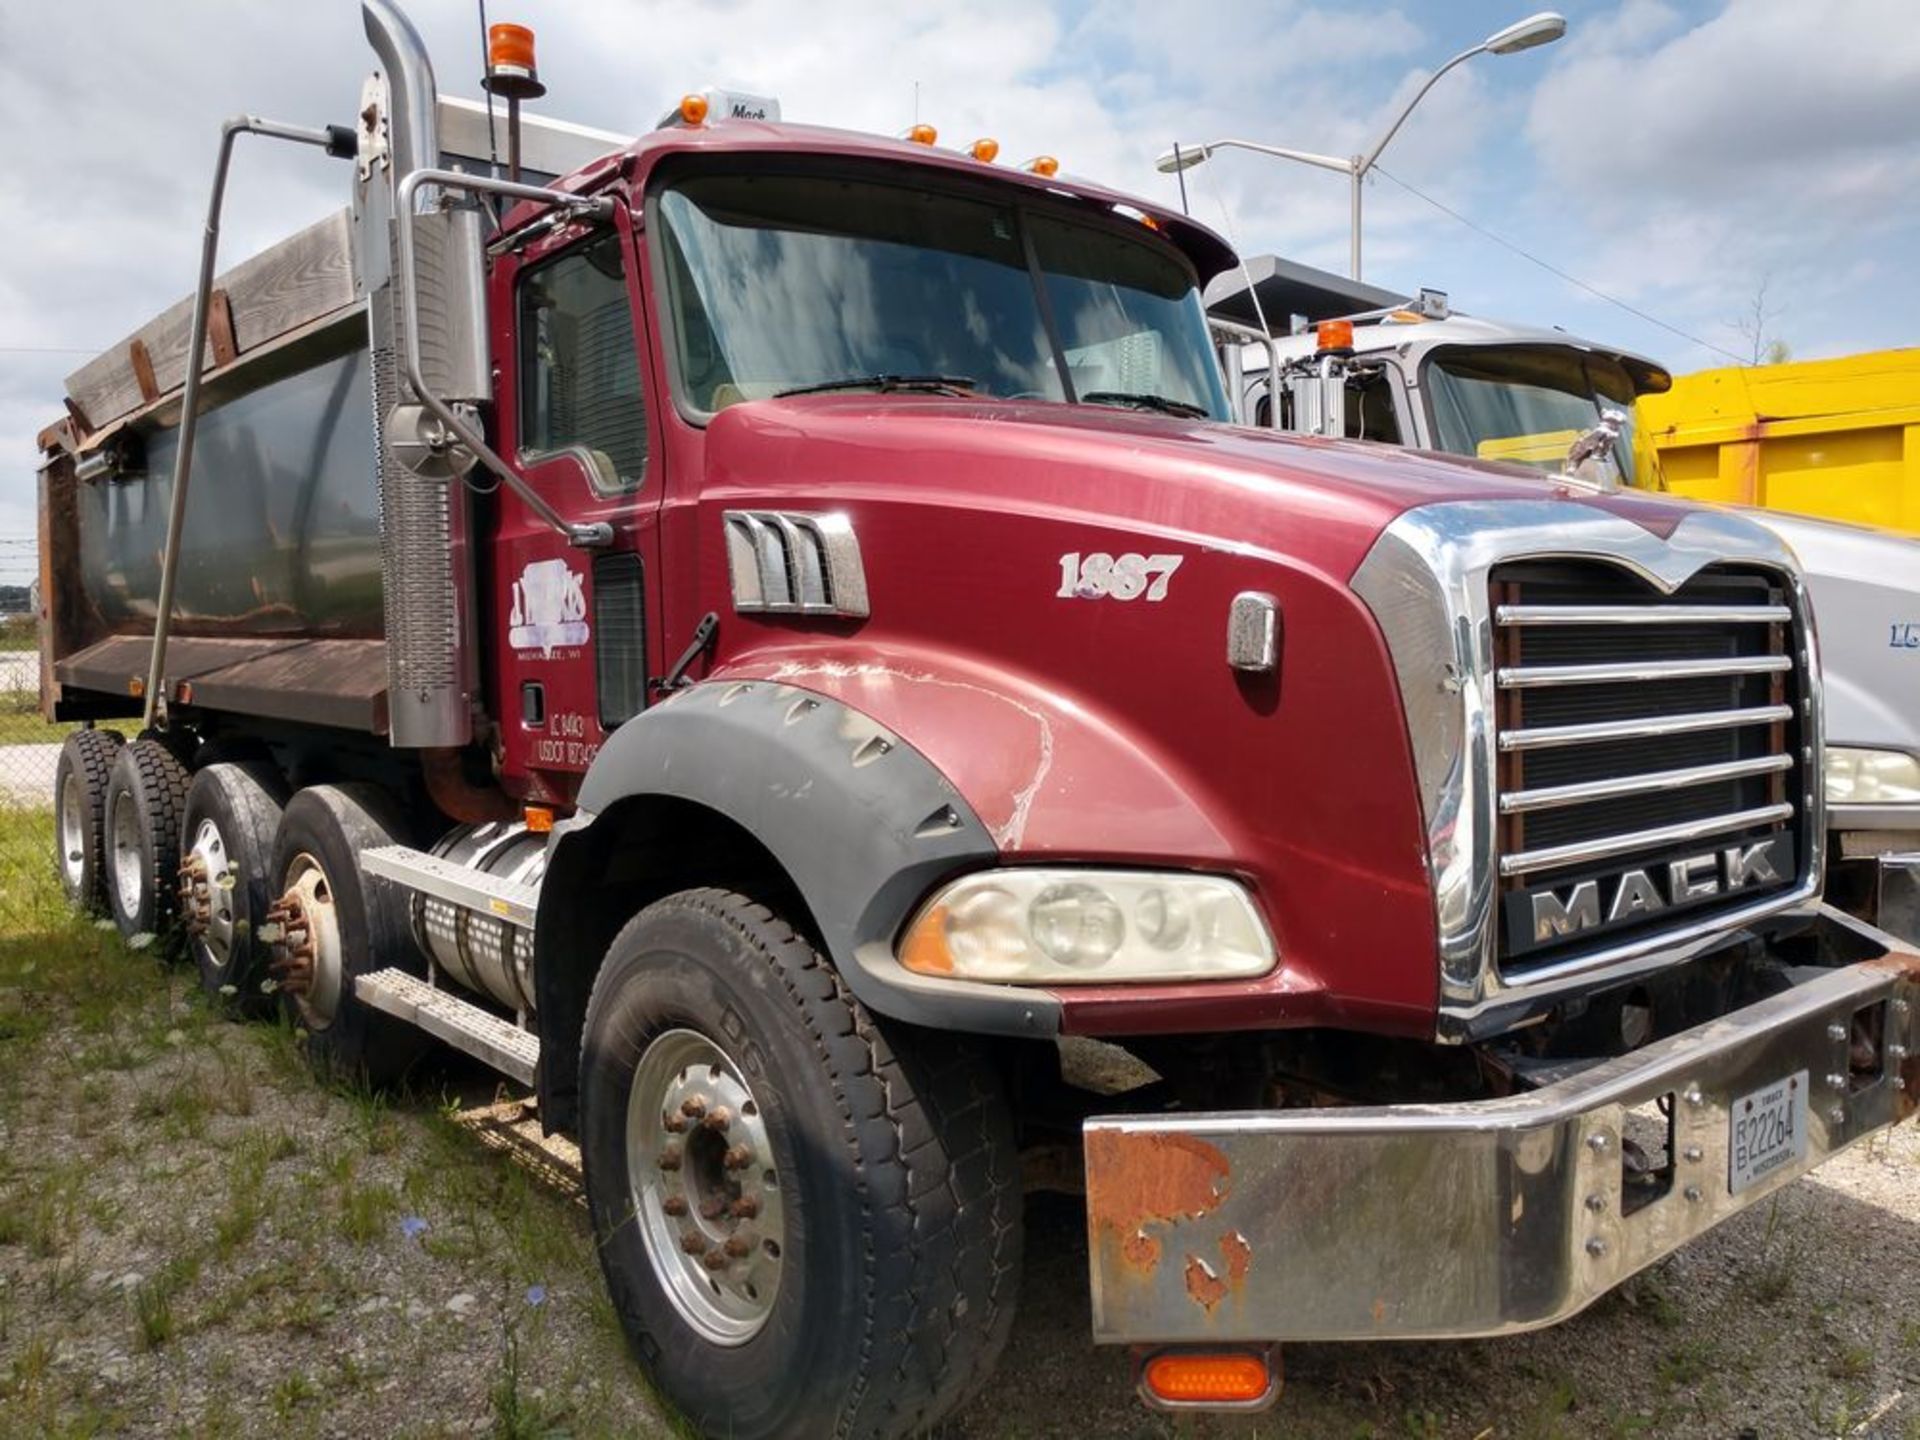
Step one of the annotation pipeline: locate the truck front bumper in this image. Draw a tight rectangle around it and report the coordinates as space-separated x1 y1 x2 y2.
1085 922 1919 1345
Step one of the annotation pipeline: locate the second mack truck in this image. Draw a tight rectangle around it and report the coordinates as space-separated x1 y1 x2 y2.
33 7 1920 1434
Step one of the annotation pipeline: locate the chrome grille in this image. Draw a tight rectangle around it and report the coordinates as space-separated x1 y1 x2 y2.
1490 562 1807 972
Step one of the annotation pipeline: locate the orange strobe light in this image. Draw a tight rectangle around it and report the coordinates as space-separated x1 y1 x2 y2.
969 137 1000 162
1139 1350 1277 1410
905 123 938 145
1025 154 1060 177
1315 318 1355 352
679 92 711 126
484 23 544 99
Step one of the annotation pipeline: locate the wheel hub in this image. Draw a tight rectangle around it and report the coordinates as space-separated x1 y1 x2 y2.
265 855 342 1026
627 1028 786 1345
58 772 87 892
178 819 236 959
109 788 144 920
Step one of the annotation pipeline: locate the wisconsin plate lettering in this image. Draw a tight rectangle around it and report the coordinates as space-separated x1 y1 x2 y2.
1728 1070 1808 1195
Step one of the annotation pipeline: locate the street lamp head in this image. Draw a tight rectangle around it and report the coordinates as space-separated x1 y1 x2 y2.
1483 11 1567 55
1155 143 1212 175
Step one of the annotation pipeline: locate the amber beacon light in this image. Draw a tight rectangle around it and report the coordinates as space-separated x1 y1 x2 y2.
484 23 544 98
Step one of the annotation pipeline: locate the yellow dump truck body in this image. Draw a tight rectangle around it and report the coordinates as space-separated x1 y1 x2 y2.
1634 348 1920 535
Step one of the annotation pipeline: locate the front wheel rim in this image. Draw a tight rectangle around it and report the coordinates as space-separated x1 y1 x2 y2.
626 1027 786 1345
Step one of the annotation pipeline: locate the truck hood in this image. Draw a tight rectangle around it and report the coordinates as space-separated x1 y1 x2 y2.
1736 507 1920 761
707 396 1703 578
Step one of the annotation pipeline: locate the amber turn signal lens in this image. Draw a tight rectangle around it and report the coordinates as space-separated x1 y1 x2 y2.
487 23 537 74
679 93 711 126
906 123 938 145
969 137 1000 163
523 805 554 834
1141 1352 1274 1407
897 902 954 975
1026 154 1060 177
1315 318 1355 352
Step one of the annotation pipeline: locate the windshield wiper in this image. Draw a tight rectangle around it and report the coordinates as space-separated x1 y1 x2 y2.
775 373 977 399
1080 390 1209 419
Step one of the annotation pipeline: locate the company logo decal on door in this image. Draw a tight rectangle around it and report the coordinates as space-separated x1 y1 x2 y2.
509 558 589 657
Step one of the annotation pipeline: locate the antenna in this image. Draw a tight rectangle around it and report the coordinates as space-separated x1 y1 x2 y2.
476 0 501 181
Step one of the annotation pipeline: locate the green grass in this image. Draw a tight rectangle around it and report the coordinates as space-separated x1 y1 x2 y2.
0 620 35 652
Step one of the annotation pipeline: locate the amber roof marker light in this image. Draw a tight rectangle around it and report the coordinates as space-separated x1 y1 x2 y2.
1155 11 1565 280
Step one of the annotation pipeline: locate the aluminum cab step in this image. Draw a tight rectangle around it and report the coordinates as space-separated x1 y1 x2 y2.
356 967 540 1085
362 844 539 928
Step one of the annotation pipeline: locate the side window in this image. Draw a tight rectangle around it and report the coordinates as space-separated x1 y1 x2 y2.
518 231 647 493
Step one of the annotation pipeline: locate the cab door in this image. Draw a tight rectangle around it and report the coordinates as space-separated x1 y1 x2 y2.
488 202 664 806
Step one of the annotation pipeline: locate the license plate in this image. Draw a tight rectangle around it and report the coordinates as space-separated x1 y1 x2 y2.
1728 1070 1809 1195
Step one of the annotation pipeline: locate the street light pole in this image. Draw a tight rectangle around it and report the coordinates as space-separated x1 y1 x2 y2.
1158 11 1566 282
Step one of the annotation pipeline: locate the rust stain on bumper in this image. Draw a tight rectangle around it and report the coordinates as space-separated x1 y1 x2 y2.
1086 1130 1231 1275
1184 1253 1228 1310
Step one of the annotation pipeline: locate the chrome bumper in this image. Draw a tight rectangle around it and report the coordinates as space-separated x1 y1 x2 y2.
1085 924 1919 1345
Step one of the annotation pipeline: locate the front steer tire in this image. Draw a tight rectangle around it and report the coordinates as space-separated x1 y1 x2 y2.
579 888 1022 1440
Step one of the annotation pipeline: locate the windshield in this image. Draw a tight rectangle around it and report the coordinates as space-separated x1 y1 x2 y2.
1424 345 1641 484
653 167 1227 419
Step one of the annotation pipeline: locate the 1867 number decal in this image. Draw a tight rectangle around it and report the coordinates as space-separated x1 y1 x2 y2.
1057 552 1183 602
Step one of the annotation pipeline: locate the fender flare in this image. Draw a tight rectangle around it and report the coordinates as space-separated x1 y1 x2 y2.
538 679 1061 1048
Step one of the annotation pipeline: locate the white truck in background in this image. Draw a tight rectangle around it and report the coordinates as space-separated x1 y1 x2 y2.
1210 254 1920 944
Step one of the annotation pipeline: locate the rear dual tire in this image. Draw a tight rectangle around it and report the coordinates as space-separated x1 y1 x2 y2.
103 737 192 943
54 728 124 914
580 888 1022 1440
267 783 428 1087
180 762 287 1011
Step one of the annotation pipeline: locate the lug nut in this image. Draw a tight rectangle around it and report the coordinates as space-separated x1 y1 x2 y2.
701 1249 730 1271
703 1106 732 1133
730 1196 761 1220
1586 1238 1608 1258
1827 1022 1849 1043
1584 1193 1606 1214
658 1142 683 1172
661 1195 689 1218
723 1144 753 1171
1684 1185 1703 1204
724 1233 754 1259
663 1111 688 1134
680 1232 708 1256
680 1094 710 1119
1682 1085 1704 1108
1683 1146 1703 1163
1586 1133 1610 1154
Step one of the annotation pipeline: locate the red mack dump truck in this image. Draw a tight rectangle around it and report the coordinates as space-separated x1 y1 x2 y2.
32 5 1920 1432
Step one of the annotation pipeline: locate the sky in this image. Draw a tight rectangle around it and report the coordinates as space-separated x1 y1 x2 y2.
2 0 1916 578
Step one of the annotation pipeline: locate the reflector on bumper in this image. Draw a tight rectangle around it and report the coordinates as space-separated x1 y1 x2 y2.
1085 924 1919 1345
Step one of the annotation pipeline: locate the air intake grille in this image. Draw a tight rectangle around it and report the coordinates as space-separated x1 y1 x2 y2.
721 511 870 619
593 552 646 730
1490 562 1806 971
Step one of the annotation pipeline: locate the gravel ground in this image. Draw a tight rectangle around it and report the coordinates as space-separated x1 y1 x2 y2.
2 888 1917 1437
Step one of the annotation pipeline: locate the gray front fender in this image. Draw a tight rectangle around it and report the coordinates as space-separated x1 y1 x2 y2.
551 679 1060 1038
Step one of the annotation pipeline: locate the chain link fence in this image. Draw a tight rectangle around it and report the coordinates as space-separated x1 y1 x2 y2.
2 614 65 933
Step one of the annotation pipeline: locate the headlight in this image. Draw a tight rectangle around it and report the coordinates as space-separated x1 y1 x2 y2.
897 870 1275 985
1825 747 1920 806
